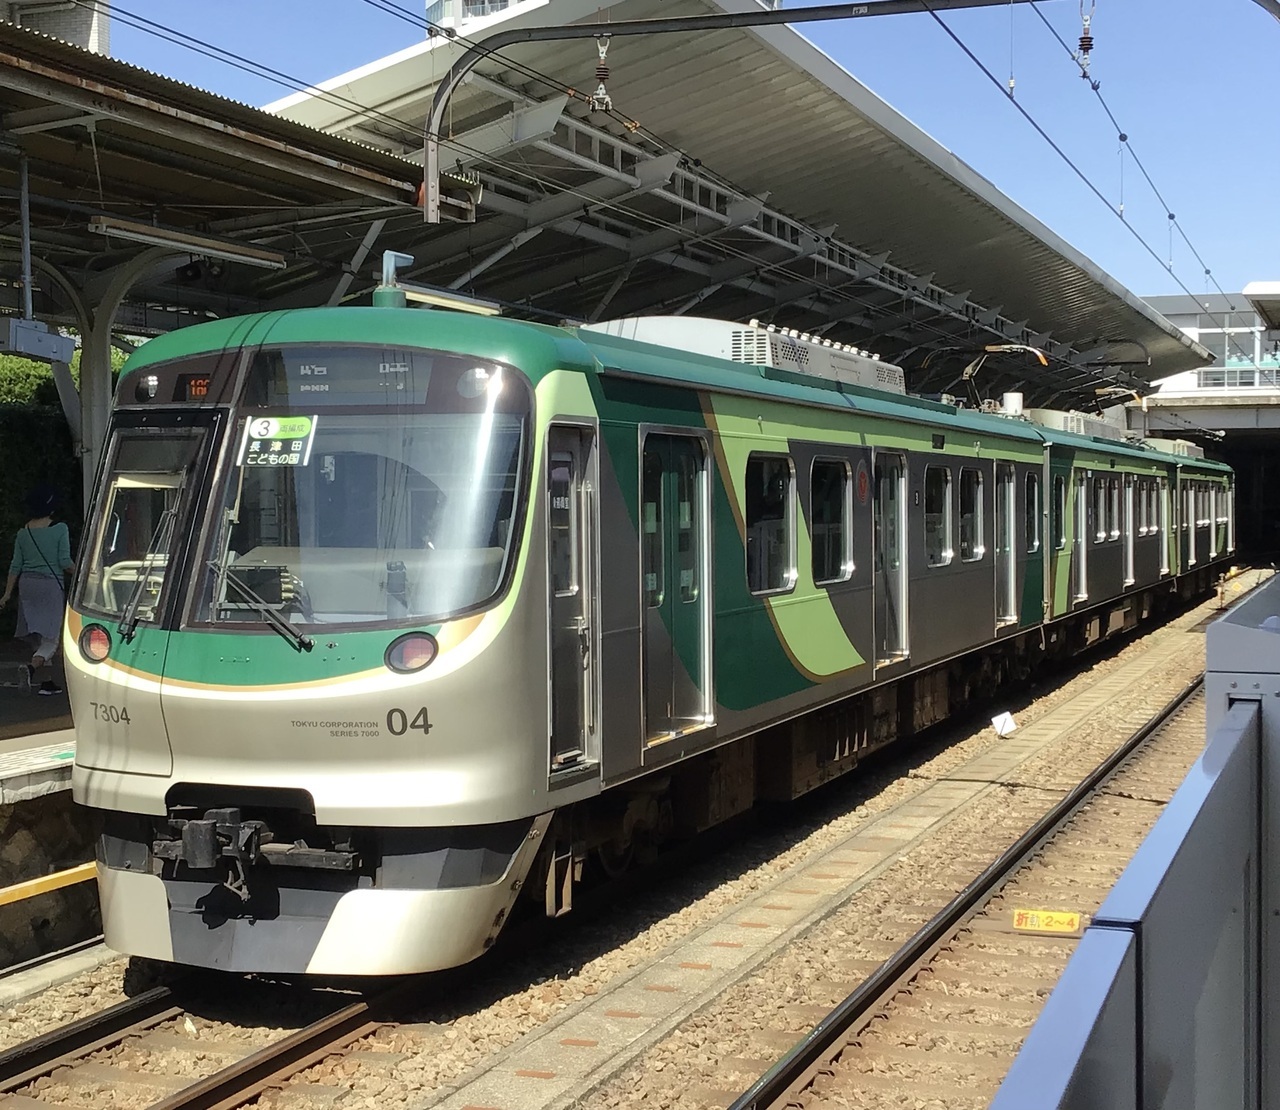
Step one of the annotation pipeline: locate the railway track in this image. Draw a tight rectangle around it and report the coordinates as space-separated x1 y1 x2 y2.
0 580 1252 1110
0 676 1207 1110
0 985 183 1093
727 680 1207 1110
0 975 401 1110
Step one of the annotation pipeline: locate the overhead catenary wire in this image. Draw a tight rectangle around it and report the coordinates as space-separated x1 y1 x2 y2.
52 2 959 339
1026 0 1262 372
920 0 1263 377
73 0 744 215
365 0 1269 384
55 4 972 322
56 0 1128 395
351 0 757 203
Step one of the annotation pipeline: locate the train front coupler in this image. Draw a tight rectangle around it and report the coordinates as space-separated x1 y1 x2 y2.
152 806 274 901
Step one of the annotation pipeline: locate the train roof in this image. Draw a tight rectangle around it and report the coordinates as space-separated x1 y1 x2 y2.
123 307 1231 476
573 326 1232 474
123 305 597 378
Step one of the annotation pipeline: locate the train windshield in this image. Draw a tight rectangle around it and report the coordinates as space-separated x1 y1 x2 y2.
194 345 531 629
75 426 210 627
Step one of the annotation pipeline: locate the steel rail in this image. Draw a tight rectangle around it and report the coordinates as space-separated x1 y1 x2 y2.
0 934 104 981
0 985 182 1090
150 979 426 1110
727 673 1206 1110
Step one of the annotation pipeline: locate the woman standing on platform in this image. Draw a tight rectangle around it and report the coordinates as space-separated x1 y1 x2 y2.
0 486 74 695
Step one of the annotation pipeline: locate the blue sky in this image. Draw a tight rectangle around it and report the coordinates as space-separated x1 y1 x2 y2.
107 0 1278 301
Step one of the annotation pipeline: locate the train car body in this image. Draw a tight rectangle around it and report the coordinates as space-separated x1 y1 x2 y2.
68 306 1234 974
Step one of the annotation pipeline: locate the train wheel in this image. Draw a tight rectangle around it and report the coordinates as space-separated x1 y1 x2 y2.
594 836 635 880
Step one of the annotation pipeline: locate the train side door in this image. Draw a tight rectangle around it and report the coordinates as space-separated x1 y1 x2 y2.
873 451 908 664
547 426 598 769
1072 473 1089 602
641 433 713 746
995 463 1017 626
1123 475 1136 585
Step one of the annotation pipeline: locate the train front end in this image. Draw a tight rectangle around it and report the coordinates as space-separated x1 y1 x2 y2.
68 309 578 975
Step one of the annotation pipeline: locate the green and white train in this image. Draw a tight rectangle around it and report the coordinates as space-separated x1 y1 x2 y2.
68 282 1234 975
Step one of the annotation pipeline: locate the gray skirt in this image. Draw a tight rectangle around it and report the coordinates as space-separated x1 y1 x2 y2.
17 573 65 648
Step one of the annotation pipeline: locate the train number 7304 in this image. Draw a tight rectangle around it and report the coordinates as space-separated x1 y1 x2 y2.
90 702 131 724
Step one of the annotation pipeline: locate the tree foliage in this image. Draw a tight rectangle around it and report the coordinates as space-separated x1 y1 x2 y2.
0 349 129 405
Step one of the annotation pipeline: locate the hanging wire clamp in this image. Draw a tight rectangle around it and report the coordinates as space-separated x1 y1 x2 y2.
1077 0 1096 76
590 35 613 112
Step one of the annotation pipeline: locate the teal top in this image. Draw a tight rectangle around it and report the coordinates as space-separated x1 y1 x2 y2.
9 523 72 579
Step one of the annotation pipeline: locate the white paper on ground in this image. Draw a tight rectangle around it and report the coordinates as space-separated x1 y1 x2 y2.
991 711 1018 738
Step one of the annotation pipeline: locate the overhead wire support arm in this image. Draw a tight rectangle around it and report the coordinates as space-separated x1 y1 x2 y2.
423 0 1058 222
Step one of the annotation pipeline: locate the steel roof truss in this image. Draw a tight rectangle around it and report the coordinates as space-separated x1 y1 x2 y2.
437 95 569 172
449 227 544 289
326 219 387 307
462 101 1091 370
1 103 103 134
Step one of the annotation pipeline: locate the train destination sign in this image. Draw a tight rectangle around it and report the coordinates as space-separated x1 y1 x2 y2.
237 414 318 467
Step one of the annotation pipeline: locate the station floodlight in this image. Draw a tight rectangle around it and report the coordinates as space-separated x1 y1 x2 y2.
87 216 287 270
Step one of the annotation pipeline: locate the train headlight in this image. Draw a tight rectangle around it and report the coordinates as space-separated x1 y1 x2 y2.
385 632 438 673
79 624 112 663
134 374 159 402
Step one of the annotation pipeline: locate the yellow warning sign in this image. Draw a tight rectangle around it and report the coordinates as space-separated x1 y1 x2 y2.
1012 908 1083 934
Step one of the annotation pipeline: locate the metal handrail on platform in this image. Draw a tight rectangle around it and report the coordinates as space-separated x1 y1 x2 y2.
0 862 97 908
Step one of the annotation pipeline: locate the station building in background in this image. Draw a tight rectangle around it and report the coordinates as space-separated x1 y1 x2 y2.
1140 284 1280 555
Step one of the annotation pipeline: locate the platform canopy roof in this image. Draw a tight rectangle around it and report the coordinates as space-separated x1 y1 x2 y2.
0 5 1208 410
1245 282 1280 331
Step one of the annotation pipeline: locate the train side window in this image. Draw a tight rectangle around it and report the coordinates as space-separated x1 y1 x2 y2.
959 467 983 562
1137 480 1148 535
1025 472 1041 553
1093 477 1107 543
811 458 853 585
642 449 664 608
548 454 578 598
746 454 796 595
924 465 952 567
1052 474 1066 550
1109 478 1121 540
676 448 702 602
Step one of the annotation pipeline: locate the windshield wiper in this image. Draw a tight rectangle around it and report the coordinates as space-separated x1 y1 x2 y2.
211 562 314 653
118 508 178 642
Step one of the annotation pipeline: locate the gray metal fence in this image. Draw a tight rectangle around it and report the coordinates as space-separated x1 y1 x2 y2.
992 576 1280 1109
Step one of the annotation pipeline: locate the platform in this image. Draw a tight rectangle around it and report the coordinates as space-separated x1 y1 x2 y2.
0 730 75 803
0 635 74 800
0 635 72 741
